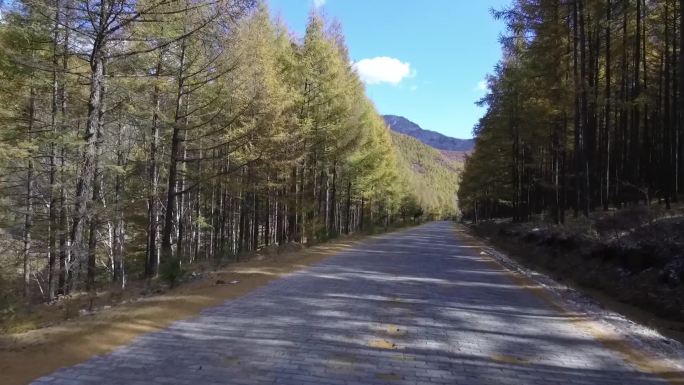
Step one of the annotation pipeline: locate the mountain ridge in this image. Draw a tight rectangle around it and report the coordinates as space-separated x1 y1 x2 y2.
383 115 474 153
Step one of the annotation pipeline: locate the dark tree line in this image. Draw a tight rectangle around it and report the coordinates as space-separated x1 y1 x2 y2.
459 0 684 223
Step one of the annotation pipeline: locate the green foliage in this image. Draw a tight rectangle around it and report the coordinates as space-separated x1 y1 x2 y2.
159 257 184 288
392 132 461 219
0 0 458 306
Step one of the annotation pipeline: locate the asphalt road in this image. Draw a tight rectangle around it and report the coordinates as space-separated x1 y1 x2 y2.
31 221 674 385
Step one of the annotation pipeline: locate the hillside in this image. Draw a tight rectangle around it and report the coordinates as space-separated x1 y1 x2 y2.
383 115 474 152
391 131 462 218
439 149 469 163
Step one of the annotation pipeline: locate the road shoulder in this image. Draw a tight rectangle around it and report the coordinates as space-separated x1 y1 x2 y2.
0 231 397 385
455 224 684 384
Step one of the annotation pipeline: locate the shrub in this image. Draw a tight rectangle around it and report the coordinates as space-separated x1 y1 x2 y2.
159 257 184 288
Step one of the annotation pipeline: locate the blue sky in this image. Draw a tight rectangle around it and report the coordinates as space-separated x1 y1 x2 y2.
267 0 511 139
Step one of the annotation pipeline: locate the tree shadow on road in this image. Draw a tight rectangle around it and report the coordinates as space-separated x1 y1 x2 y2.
31 222 684 385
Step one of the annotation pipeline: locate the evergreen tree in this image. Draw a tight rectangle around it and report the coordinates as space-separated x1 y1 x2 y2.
0 1 450 304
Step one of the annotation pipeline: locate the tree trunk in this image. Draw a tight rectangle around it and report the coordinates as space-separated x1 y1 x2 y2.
58 9 70 296
604 0 612 211
23 85 36 299
112 123 125 289
573 0 582 217
328 164 336 236
71 50 105 292
161 37 187 262
47 0 62 301
146 52 163 278
678 0 684 195
345 181 351 234
86 62 106 292
288 167 297 242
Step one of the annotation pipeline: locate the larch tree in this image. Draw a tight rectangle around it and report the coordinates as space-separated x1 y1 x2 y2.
0 0 451 307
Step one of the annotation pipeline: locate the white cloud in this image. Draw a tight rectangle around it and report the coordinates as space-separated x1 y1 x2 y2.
475 80 488 92
352 57 412 85
313 0 326 8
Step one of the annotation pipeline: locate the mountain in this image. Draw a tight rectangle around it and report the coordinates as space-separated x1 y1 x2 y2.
383 115 474 152
391 131 462 217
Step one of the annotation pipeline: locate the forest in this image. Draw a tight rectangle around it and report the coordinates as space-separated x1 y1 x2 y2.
459 0 684 222
0 0 453 308
391 131 461 218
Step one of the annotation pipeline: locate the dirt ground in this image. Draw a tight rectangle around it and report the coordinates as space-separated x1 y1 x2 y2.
0 236 371 385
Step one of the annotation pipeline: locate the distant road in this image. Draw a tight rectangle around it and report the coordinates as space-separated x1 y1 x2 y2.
32 222 677 385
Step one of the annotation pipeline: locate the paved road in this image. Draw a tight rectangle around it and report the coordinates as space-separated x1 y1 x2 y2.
32 222 670 385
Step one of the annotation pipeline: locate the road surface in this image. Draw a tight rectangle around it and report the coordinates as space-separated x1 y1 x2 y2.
32 221 675 385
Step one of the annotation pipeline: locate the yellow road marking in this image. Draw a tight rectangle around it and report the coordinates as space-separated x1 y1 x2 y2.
368 338 400 350
381 324 407 337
